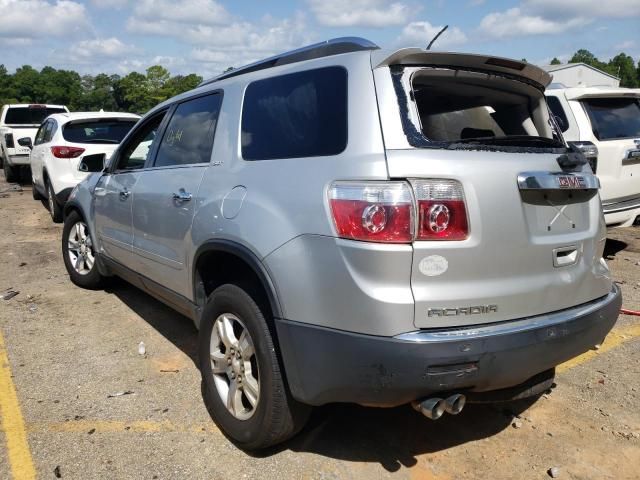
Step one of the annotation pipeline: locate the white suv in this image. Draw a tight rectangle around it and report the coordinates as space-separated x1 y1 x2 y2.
546 86 640 226
29 112 140 222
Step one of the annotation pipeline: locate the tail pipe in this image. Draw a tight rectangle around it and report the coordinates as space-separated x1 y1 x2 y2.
443 394 466 415
412 394 466 420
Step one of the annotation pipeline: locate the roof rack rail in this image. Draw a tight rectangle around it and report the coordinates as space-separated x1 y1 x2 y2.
198 37 379 87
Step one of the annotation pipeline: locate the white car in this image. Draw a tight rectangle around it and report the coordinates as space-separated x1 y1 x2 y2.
29 112 140 222
0 104 68 182
546 86 640 227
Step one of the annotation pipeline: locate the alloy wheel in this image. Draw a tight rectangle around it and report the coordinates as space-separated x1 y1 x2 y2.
209 313 260 420
67 221 95 275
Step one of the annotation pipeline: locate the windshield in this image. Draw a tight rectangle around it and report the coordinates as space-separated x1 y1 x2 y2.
5 107 66 125
406 68 562 149
582 97 640 141
62 119 138 144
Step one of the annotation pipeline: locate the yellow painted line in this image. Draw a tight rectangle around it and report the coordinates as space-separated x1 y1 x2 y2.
557 322 640 374
0 330 36 480
27 419 218 435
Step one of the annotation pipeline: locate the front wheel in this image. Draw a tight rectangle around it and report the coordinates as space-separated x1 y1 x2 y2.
199 284 310 449
61 211 104 289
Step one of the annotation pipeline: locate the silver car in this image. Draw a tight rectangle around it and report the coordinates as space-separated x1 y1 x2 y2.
61 38 621 449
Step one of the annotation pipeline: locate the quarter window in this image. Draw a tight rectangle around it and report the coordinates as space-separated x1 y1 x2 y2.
34 121 48 146
154 93 223 167
241 66 348 160
547 96 569 132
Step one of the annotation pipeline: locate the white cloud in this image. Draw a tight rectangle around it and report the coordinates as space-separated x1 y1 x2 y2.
524 0 640 18
478 7 591 38
0 0 90 40
69 37 138 61
90 0 127 8
614 40 636 50
397 22 467 49
188 14 313 76
128 0 230 28
307 0 410 27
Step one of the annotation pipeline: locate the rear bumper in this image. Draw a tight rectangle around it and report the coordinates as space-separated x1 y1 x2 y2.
276 284 621 407
7 154 30 166
603 194 640 226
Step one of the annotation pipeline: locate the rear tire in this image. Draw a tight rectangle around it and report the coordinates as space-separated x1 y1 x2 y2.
47 180 63 223
199 284 310 450
32 182 44 200
61 210 104 289
3 161 17 183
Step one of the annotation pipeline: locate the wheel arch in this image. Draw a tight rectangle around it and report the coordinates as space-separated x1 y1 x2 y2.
192 240 284 325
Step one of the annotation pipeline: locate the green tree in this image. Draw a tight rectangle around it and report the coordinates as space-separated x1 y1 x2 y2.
118 71 149 113
550 57 562 65
608 53 639 88
12 65 40 102
568 49 615 76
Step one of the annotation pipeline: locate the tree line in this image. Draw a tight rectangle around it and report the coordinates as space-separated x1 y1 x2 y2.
0 64 202 114
0 48 638 116
549 50 639 88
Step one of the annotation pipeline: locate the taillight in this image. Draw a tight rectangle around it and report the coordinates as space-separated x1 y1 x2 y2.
328 182 414 243
412 179 469 241
4 133 14 148
51 146 85 158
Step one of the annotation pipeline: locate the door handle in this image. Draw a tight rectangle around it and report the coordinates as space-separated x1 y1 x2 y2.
172 189 192 202
119 189 130 200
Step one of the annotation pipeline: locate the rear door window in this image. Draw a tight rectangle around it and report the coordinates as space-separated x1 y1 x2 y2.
63 120 138 144
154 93 222 168
4 107 66 125
241 66 348 160
582 98 640 140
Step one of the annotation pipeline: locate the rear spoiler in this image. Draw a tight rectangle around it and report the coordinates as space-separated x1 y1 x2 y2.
371 48 552 88
562 88 640 101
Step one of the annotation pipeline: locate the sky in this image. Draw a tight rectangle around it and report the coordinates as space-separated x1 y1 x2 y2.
0 0 638 78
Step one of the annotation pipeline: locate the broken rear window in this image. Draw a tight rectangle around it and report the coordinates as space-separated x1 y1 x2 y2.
400 67 563 150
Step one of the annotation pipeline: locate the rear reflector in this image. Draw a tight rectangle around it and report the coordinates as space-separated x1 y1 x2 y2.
329 182 414 243
51 146 85 159
412 179 469 240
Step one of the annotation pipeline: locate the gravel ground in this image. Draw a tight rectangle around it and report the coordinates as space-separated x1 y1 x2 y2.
0 175 638 480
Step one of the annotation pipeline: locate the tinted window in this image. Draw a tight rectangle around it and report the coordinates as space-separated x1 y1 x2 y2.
116 113 165 171
154 93 222 167
546 96 569 132
582 98 640 140
5 107 66 125
34 122 48 146
43 120 57 142
241 67 348 160
63 120 137 144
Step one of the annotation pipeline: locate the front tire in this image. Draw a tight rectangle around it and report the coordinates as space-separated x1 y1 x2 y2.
62 211 104 289
199 284 310 449
47 180 63 223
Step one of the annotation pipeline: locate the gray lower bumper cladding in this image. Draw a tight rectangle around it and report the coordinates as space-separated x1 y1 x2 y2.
275 285 621 407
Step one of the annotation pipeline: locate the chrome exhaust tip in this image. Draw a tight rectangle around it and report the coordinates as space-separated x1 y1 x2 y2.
412 398 445 420
443 394 466 415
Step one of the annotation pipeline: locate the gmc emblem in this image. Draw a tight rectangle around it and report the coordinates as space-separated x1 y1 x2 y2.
557 175 586 189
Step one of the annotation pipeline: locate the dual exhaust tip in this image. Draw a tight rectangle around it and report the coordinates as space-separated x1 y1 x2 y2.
412 394 466 420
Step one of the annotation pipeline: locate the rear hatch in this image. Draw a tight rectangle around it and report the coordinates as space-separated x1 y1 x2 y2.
372 50 613 328
568 90 640 208
62 117 138 177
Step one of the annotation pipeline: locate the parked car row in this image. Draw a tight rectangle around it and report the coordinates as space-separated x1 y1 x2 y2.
49 38 627 450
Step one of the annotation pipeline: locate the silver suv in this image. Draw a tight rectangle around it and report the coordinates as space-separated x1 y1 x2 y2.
61 38 622 449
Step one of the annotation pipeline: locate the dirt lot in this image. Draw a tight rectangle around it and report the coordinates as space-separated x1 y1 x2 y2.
0 174 639 480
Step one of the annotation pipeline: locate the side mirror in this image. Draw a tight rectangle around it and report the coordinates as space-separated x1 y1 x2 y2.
17 137 33 149
78 153 106 173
